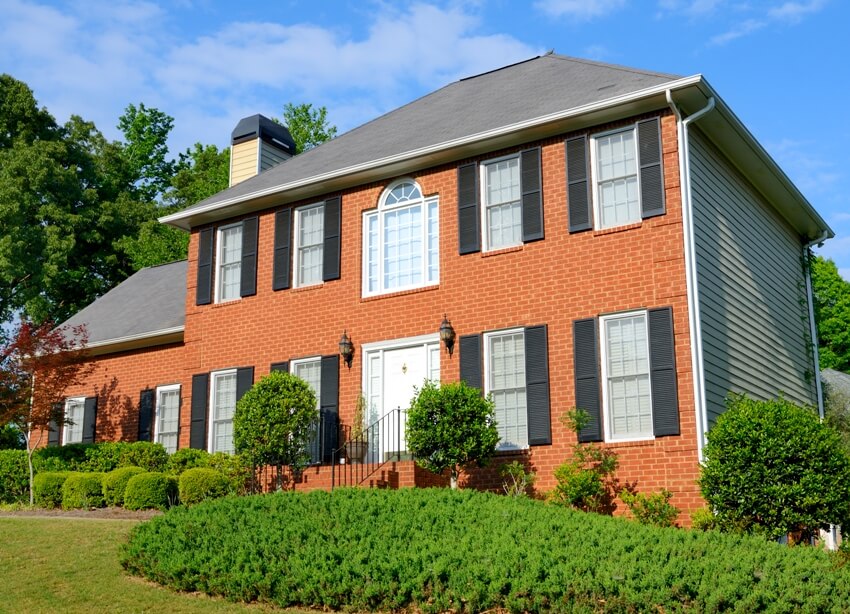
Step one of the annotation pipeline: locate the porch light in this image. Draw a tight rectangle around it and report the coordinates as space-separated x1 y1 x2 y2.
339 330 354 369
439 315 456 357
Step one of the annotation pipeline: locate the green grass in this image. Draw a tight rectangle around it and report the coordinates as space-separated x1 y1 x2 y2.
0 517 300 613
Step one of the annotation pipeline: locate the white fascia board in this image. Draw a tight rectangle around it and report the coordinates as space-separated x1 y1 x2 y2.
82 326 184 355
160 76 705 230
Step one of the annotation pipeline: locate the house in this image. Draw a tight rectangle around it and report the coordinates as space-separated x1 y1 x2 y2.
48 53 833 517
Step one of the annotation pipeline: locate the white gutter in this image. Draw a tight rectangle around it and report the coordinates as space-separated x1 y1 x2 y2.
803 232 829 419
82 325 184 351
667 90 715 460
161 75 704 226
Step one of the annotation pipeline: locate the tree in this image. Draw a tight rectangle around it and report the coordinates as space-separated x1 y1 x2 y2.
811 255 850 373
0 320 92 504
699 394 850 541
117 103 176 202
280 102 337 154
233 371 318 490
405 381 499 489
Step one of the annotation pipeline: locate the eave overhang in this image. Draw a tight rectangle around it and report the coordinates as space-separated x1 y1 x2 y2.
81 326 184 357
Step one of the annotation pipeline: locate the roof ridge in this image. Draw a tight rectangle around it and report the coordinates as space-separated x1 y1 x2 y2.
141 258 189 272
547 53 681 80
459 55 541 81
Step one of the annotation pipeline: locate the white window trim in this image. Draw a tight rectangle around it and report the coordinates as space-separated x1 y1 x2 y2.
483 327 528 451
361 178 439 298
479 153 522 252
208 368 237 454
589 123 642 231
293 202 324 288
214 221 242 303
154 384 180 452
62 396 86 445
290 356 322 409
599 310 655 443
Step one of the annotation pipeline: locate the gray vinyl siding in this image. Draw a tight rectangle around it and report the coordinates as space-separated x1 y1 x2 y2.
689 128 815 427
260 141 289 172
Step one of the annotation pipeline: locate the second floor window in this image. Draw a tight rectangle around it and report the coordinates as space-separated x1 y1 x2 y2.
482 156 522 251
216 222 242 301
295 203 324 287
363 179 439 296
593 127 639 229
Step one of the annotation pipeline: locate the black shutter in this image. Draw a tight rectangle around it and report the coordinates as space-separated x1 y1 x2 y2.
566 136 592 233
459 334 482 392
47 405 61 447
457 163 480 254
190 373 209 450
524 325 551 445
520 147 544 243
196 227 214 305
574 318 602 442
638 118 665 219
240 217 259 297
649 307 680 436
236 367 254 401
81 397 97 444
270 361 289 373
323 196 341 282
138 389 154 442
272 209 292 291
320 355 340 462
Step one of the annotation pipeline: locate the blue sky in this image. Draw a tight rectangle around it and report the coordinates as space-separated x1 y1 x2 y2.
1 0 847 278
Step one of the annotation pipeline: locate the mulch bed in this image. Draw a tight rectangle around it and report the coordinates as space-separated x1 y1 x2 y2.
0 507 162 520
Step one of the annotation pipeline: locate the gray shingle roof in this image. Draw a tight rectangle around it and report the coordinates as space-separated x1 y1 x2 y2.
177 54 679 217
60 260 186 347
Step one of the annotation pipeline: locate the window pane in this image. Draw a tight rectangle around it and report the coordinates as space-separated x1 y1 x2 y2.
488 332 527 449
427 201 439 283
293 360 321 409
156 388 180 454
484 158 521 250
605 314 652 439
297 205 324 286
596 130 640 228
66 400 84 443
218 224 242 300
212 373 237 454
382 205 423 291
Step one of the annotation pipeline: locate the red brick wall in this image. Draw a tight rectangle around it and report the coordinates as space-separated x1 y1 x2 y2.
55 111 703 523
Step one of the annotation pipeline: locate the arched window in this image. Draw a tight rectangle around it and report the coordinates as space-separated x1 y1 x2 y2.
363 179 439 296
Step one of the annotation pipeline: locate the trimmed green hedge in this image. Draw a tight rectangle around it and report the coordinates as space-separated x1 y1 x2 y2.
33 442 168 473
178 468 230 505
102 466 146 507
62 472 105 509
124 472 178 511
33 472 71 508
122 488 850 612
0 449 28 504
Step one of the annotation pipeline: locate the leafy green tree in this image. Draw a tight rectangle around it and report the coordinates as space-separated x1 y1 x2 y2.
117 102 176 202
0 424 24 450
280 102 337 153
233 371 318 490
700 394 850 541
811 255 850 373
406 381 499 489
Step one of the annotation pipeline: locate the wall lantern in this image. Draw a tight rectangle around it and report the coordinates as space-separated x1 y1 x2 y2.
339 330 354 369
439 315 456 357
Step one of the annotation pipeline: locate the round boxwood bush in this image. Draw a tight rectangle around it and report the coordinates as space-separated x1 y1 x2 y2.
124 472 178 511
33 471 72 508
166 448 210 474
102 466 146 507
700 394 850 539
61 472 105 509
179 468 230 505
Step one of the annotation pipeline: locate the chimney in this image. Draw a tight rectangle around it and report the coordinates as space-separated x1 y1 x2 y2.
229 114 297 187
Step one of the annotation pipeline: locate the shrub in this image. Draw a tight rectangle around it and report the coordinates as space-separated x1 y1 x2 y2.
122 488 850 612
700 394 850 540
620 489 679 527
406 381 499 488
499 460 536 497
61 472 105 509
205 452 250 495
691 507 718 532
179 468 230 505
124 472 178 511
118 442 169 472
102 466 146 507
234 371 318 489
33 443 91 472
33 471 71 508
0 449 28 504
166 448 210 474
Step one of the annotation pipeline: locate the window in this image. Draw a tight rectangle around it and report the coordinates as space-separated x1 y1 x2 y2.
291 357 321 407
63 397 85 444
600 311 653 440
155 384 180 454
485 329 528 450
209 370 237 454
363 179 439 296
592 127 639 229
481 156 522 251
294 203 324 287
216 222 242 301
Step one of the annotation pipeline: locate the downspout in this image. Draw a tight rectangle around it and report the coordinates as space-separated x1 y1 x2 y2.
803 232 829 419
666 90 715 460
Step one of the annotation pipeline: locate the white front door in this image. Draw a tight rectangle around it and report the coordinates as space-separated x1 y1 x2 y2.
363 335 440 459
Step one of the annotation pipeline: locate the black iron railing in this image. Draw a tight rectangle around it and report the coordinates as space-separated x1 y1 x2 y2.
305 409 340 466
331 407 409 488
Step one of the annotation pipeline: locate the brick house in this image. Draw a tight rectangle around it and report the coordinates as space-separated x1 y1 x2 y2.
51 54 832 517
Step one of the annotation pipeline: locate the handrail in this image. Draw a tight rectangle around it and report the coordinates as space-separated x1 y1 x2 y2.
331 407 409 489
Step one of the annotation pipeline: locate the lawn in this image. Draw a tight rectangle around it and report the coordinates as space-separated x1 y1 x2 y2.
0 516 297 613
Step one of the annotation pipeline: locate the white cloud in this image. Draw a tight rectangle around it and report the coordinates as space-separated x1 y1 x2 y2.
708 0 828 45
657 0 723 16
768 0 828 22
534 0 627 20
709 18 765 45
